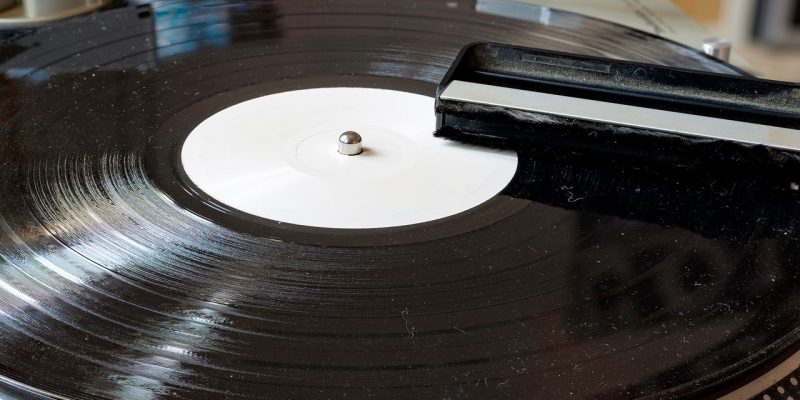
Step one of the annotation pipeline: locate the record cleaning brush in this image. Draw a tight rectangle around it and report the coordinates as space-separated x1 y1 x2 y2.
434 43 800 180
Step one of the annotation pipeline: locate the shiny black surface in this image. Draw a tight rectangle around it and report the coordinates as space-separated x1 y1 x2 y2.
2 1 797 399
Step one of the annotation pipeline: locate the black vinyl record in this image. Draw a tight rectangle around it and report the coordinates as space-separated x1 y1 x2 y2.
1 1 799 399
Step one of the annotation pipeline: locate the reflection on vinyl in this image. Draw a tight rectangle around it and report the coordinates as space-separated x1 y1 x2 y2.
1 1 799 400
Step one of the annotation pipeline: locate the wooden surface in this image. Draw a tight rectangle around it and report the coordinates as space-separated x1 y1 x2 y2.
672 0 722 23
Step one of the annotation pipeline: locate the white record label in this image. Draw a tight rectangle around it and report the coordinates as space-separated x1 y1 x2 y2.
181 88 518 229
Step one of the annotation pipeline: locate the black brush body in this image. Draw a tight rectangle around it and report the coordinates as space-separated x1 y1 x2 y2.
435 43 800 183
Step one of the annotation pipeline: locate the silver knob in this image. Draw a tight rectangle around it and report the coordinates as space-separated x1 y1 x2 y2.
338 131 363 156
701 37 732 62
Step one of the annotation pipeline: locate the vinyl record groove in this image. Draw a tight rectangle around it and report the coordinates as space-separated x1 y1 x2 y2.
1 1 798 399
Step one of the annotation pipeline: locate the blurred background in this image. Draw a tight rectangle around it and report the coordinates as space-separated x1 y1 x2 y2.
0 0 798 82
529 0 800 82
673 0 800 81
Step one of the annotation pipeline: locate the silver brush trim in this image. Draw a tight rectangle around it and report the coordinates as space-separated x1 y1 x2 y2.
439 80 800 153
